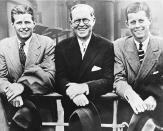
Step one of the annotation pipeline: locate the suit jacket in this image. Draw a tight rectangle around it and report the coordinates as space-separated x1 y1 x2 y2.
0 33 56 95
114 35 163 100
56 33 114 100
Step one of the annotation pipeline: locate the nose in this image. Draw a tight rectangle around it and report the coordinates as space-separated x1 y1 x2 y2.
21 22 27 29
78 19 85 26
135 21 141 28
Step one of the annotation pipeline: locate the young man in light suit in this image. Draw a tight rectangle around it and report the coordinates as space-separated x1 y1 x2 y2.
56 4 114 131
0 5 55 131
114 2 163 131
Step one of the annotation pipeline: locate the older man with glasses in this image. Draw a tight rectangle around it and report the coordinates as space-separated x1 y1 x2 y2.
56 3 114 131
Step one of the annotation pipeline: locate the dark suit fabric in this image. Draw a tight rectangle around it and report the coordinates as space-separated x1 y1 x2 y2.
114 35 163 129
56 33 114 128
0 33 56 131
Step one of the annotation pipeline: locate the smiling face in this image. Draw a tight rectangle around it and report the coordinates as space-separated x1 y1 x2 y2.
12 13 35 42
126 10 151 42
70 5 95 40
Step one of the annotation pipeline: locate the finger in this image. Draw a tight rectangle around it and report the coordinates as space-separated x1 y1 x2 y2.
8 94 16 102
6 91 14 100
15 101 20 107
137 104 145 113
142 103 148 111
5 88 12 95
19 99 24 107
131 105 138 114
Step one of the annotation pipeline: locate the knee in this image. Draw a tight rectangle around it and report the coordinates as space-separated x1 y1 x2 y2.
142 119 155 131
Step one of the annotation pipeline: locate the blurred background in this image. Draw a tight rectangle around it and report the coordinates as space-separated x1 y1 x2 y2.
0 0 163 43
1 0 163 131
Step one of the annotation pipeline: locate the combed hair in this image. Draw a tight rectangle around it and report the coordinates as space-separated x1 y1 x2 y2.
125 2 151 21
11 5 34 23
69 4 95 20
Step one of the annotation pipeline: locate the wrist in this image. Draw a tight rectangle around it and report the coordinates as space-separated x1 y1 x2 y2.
83 83 89 95
124 89 138 102
18 83 25 93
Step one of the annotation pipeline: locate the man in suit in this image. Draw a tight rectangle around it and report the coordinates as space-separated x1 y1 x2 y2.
114 2 163 131
56 3 114 131
0 5 55 131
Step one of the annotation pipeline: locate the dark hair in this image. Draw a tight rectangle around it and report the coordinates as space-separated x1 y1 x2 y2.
69 4 95 21
11 5 34 23
125 2 151 21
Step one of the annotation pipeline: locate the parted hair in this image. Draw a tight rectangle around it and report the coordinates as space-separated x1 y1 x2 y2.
11 4 34 23
125 2 151 21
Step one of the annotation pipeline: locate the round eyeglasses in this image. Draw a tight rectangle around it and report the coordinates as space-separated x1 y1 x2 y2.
72 18 90 26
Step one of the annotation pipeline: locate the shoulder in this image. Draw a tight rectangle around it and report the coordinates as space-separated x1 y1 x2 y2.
114 36 133 47
0 36 15 44
56 36 75 49
151 35 163 43
34 33 56 46
0 36 16 48
94 34 113 45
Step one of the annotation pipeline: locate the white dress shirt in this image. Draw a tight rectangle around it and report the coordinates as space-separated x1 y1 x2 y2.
17 36 32 56
77 35 92 59
134 36 150 53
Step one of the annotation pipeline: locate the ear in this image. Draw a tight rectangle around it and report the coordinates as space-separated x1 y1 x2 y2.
125 20 129 27
148 18 152 25
70 21 74 29
11 22 14 27
91 17 96 27
33 21 36 25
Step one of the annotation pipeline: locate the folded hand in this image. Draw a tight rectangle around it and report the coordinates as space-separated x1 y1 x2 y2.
72 94 89 107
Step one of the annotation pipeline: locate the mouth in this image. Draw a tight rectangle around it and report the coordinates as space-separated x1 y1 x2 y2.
78 27 88 31
20 30 30 34
134 29 144 34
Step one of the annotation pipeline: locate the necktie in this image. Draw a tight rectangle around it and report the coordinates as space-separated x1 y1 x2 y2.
82 42 87 58
138 42 145 63
19 42 26 66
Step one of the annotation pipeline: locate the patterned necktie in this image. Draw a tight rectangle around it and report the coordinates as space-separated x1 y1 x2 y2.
19 42 26 66
138 42 145 64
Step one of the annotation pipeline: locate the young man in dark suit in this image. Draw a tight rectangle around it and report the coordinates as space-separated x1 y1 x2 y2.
56 3 114 131
114 2 163 131
0 5 55 131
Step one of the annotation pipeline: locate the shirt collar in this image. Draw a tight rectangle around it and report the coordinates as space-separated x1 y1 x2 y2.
17 35 33 47
134 36 150 53
77 33 92 50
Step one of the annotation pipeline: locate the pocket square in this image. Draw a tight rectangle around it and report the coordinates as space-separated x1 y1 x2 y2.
91 66 102 71
153 71 159 75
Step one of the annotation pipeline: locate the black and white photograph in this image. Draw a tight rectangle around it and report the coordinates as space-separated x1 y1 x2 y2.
0 0 163 131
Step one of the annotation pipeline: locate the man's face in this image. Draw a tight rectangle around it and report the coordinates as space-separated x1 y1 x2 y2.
12 14 35 41
71 7 95 40
126 10 151 41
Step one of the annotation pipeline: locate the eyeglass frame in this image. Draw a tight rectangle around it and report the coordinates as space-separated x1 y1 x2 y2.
71 18 90 26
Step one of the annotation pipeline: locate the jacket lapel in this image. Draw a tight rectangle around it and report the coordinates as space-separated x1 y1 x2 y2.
25 34 41 67
7 36 23 77
136 36 160 81
124 37 140 75
78 34 100 80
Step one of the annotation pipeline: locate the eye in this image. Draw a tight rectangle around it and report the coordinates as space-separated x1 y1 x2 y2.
83 18 90 24
130 20 136 25
15 21 22 25
139 19 144 23
25 21 31 24
73 19 80 25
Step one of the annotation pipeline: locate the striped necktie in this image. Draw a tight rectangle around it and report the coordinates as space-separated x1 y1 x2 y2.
19 42 26 67
138 42 145 64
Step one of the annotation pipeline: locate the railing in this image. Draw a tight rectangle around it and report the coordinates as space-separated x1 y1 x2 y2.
31 92 129 131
